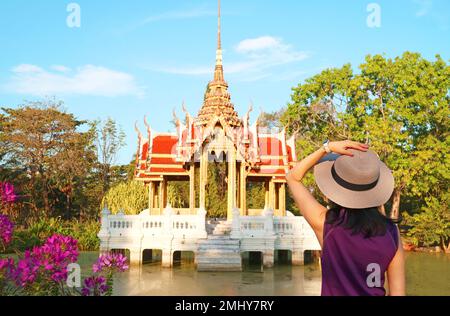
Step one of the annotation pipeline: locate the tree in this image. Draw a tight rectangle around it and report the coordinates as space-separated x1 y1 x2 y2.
0 100 97 219
101 181 148 215
283 52 449 250
258 110 284 131
403 194 450 252
95 118 126 195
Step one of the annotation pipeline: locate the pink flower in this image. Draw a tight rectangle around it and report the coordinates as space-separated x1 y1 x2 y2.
0 182 17 203
81 276 110 296
0 215 14 247
93 253 129 274
11 234 79 287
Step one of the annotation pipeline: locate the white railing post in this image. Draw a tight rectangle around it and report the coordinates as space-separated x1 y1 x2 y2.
98 205 111 239
231 208 241 239
197 208 207 238
163 204 174 237
97 206 111 255
263 207 275 236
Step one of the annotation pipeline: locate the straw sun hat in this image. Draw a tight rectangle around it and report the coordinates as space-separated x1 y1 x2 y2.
313 149 395 209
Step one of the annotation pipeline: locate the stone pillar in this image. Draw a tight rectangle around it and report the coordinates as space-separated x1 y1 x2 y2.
279 183 286 216
227 149 237 221
240 163 247 216
98 206 110 254
292 250 305 266
148 182 154 213
129 249 142 266
199 149 207 210
230 208 241 239
263 250 275 268
158 181 164 215
269 180 276 210
162 250 173 268
196 208 207 238
162 178 168 209
236 168 240 210
264 181 269 209
189 164 195 214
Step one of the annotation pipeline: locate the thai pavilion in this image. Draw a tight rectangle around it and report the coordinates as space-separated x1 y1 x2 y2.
98 0 320 272
133 1 297 220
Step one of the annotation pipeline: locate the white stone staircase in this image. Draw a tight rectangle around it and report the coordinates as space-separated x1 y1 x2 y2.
196 237 242 271
197 220 241 272
206 219 232 235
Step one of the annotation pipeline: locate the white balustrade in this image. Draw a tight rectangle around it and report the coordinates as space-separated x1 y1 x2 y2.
232 207 275 238
230 208 321 250
98 206 208 241
98 205 321 266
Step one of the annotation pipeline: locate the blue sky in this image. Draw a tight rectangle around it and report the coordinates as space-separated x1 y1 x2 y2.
0 0 449 164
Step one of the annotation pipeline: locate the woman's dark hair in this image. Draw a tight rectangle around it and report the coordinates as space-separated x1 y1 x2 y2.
326 202 401 238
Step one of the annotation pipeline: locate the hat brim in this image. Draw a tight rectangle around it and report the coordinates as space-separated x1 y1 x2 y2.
313 156 395 209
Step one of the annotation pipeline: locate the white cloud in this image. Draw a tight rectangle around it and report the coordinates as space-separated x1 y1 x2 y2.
51 65 72 72
153 36 310 82
13 64 43 73
119 6 220 35
5 64 144 97
235 36 281 53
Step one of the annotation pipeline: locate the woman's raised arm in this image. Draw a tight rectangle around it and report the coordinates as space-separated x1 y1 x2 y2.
286 140 368 246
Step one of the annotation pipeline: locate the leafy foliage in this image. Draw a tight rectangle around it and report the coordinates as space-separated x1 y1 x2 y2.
6 218 100 253
94 118 126 194
0 100 97 220
101 181 147 215
282 52 449 251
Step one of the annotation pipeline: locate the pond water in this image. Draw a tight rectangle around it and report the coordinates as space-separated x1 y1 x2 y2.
78 251 449 296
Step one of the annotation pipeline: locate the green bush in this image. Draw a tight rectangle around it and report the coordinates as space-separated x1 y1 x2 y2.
101 181 148 215
5 218 100 253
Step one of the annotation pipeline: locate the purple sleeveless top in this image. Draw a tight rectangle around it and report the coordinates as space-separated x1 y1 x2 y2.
321 209 399 296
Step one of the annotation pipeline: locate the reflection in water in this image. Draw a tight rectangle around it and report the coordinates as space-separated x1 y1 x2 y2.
113 262 322 296
404 252 450 296
78 252 449 296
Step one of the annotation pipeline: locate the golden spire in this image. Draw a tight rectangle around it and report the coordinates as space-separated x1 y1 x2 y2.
218 0 221 50
196 0 242 128
215 0 223 80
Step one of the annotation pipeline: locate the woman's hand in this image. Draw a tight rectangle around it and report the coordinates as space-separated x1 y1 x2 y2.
329 140 369 156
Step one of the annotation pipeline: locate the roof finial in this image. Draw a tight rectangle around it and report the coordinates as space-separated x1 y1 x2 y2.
216 0 223 67
218 0 221 50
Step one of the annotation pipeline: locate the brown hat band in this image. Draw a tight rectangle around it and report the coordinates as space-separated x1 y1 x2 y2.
331 164 380 192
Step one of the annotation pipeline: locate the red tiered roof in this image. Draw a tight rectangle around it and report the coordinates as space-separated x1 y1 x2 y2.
134 119 297 182
135 134 188 180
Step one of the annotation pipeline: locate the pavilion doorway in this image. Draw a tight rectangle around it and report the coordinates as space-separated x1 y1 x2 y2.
205 150 228 219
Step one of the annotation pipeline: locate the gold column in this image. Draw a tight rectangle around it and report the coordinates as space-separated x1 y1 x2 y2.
158 182 163 215
153 183 158 215
264 181 269 209
239 163 247 216
189 164 195 214
269 180 276 211
236 167 240 209
148 182 154 213
279 183 286 216
227 149 237 221
199 149 208 210
162 178 168 210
